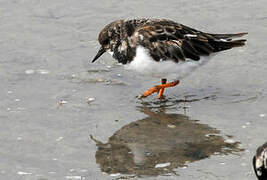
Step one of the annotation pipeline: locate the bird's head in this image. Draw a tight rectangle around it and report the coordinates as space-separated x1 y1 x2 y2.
253 144 267 180
91 20 123 63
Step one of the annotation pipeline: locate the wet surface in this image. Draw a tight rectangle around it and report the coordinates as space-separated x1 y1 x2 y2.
1 0 267 179
92 107 242 178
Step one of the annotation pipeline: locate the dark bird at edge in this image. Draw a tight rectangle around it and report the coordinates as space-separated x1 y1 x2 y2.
253 142 267 180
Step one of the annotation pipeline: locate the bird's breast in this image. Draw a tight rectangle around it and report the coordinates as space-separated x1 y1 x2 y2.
126 46 214 80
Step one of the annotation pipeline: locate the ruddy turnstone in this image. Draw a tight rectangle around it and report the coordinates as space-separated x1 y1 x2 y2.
92 18 247 99
253 142 267 180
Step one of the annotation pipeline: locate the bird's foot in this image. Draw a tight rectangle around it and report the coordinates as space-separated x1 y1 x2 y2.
140 80 180 99
140 86 162 98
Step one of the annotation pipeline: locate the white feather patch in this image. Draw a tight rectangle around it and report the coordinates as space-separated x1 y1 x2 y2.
108 50 114 56
126 46 214 80
185 34 197 38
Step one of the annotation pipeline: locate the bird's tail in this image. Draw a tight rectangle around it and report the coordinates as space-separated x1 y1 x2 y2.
208 32 247 52
208 32 247 40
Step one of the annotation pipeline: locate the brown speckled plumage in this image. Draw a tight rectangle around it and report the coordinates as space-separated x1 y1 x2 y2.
93 18 247 64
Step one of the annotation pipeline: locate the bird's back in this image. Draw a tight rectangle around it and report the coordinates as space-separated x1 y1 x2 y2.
109 18 247 64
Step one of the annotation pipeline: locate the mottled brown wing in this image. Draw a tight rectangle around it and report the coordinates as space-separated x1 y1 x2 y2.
135 23 205 62
135 21 246 62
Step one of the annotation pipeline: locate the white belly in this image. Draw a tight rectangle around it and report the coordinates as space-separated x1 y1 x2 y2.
126 46 214 81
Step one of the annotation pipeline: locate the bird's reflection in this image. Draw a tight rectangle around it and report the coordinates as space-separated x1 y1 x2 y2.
91 107 243 177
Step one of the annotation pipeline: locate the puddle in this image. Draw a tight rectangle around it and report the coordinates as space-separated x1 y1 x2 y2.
91 107 243 178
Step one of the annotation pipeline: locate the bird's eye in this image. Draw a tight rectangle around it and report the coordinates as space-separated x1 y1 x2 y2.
103 39 109 45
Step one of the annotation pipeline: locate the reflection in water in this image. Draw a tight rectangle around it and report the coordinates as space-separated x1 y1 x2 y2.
91 108 243 177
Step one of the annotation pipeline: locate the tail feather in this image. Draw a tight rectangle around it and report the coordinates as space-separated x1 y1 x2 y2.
208 32 248 40
227 39 247 47
208 32 247 52
211 39 246 52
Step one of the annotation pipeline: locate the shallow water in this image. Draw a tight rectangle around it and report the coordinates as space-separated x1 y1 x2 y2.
92 107 242 178
1 0 267 179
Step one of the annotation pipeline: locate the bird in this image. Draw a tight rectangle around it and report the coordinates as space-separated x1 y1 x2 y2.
253 142 267 180
91 18 247 99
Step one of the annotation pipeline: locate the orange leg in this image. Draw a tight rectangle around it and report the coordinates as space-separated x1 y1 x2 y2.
141 79 180 98
158 79 167 99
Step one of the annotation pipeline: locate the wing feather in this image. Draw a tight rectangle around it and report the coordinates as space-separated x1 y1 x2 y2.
132 19 246 63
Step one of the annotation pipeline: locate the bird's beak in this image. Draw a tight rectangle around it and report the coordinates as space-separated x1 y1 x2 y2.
91 47 106 63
